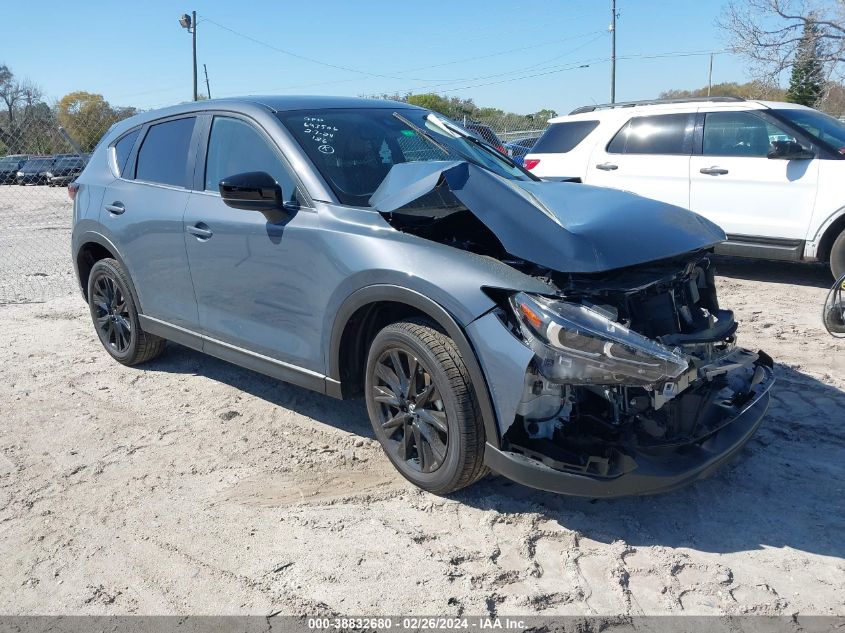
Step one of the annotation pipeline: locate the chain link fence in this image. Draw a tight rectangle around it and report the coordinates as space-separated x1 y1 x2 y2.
0 105 552 304
0 103 122 304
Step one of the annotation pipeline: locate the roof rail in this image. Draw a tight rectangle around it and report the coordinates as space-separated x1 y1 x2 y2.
569 96 744 115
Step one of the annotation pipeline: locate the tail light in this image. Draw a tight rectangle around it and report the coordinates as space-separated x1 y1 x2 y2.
68 182 79 201
524 159 540 170
497 145 507 154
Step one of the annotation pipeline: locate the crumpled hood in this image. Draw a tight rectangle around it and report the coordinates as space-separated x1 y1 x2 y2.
369 161 726 273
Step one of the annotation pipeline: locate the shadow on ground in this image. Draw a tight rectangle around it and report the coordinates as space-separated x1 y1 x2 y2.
714 255 833 289
144 342 845 561
459 364 845 560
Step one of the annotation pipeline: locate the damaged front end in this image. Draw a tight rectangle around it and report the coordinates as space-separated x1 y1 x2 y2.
369 160 774 496
488 254 774 496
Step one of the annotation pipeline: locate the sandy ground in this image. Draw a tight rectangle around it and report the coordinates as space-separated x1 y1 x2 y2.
0 188 844 617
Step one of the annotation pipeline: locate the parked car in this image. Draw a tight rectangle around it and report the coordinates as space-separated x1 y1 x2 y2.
504 136 540 165
44 154 86 186
0 154 30 184
463 121 508 154
16 156 54 185
72 96 773 497
524 97 845 277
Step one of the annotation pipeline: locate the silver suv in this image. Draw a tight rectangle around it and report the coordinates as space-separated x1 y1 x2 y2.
71 96 774 496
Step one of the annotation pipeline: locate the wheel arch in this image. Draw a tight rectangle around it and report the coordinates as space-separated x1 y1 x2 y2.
74 232 142 311
817 211 845 263
328 285 502 447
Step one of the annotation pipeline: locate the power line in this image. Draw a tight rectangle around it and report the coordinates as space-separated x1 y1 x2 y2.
200 14 606 86
434 49 733 94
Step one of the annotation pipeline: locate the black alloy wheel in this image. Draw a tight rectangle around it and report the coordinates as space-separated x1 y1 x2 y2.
372 347 449 474
365 319 487 494
87 258 166 366
92 273 133 354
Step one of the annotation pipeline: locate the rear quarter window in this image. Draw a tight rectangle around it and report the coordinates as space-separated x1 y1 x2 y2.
531 120 599 154
113 129 140 177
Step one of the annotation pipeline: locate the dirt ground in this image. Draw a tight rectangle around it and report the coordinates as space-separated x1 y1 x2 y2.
0 187 844 617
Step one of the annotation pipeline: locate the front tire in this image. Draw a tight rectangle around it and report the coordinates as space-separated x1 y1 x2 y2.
364 319 487 494
87 258 166 366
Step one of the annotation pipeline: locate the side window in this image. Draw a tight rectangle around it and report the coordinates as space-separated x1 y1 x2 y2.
531 121 599 154
113 129 140 177
135 117 196 187
205 116 301 205
607 114 693 155
702 111 795 157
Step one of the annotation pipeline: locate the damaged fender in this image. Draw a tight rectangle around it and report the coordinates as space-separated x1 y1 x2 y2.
369 161 727 273
465 311 535 438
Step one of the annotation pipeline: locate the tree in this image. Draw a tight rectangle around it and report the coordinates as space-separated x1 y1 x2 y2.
57 91 135 152
0 63 44 153
719 0 845 84
787 20 826 106
659 80 788 100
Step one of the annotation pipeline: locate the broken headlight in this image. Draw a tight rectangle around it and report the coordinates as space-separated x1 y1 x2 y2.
510 292 689 386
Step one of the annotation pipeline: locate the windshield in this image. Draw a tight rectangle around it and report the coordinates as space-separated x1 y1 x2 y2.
774 108 845 153
0 157 23 168
277 107 533 206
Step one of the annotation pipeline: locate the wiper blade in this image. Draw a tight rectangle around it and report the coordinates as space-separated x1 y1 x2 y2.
391 112 451 155
428 115 521 166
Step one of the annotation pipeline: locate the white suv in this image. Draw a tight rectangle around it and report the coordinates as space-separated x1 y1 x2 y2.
524 97 845 277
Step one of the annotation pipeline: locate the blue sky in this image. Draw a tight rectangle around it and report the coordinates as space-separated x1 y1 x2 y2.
3 0 748 114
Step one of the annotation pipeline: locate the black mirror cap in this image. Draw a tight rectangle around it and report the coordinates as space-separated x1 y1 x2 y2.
219 171 284 211
767 140 814 160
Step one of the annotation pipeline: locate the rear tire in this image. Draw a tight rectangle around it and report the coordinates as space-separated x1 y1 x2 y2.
831 230 845 279
87 258 166 366
364 319 487 495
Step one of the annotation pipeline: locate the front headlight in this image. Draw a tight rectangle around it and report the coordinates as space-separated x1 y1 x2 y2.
510 292 688 386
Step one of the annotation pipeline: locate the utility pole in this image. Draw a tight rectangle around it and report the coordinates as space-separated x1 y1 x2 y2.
707 53 714 97
191 10 198 101
610 0 617 103
204 63 211 99
179 11 198 101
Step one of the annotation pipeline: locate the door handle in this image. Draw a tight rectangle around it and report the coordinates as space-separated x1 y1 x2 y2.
596 162 618 171
186 222 213 239
104 202 125 215
700 166 729 176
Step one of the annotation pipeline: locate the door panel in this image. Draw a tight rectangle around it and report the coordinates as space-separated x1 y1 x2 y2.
100 179 196 326
587 112 693 209
100 115 199 328
183 115 319 369
689 110 819 239
183 194 320 368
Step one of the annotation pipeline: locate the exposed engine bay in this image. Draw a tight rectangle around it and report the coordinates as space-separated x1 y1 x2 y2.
499 256 774 478
378 181 774 479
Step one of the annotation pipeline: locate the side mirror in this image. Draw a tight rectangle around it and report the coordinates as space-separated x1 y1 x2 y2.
768 140 814 160
219 171 284 212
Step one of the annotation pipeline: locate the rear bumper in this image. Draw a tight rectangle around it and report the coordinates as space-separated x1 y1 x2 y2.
484 367 773 497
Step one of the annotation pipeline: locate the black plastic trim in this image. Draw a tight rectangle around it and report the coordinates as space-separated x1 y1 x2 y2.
715 235 805 261
73 231 143 310
328 285 502 447
484 367 773 497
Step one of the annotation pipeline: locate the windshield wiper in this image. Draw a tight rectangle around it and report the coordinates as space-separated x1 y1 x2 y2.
428 115 526 171
391 112 452 156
